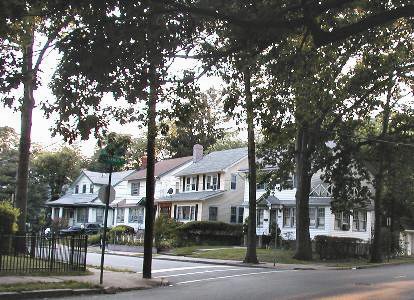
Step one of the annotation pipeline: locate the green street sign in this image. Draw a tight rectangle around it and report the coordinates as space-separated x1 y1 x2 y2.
99 149 126 166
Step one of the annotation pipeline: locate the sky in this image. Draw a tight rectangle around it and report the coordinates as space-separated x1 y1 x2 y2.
0 37 231 157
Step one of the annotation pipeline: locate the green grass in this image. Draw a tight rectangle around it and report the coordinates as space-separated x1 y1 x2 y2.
171 246 414 267
0 280 98 293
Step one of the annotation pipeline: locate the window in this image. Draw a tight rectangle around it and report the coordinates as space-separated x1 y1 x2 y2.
131 182 140 196
96 208 104 223
231 174 237 190
206 175 218 190
283 207 296 228
335 212 350 231
129 207 144 223
177 206 195 221
77 208 88 223
175 182 180 194
209 207 218 221
116 208 125 223
230 206 244 224
257 209 264 227
257 182 268 190
185 177 198 191
353 210 367 232
90 184 94 194
238 207 244 224
75 185 79 194
53 208 60 219
82 184 87 193
309 207 325 229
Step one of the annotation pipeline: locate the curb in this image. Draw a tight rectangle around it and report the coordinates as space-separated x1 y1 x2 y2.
0 279 169 299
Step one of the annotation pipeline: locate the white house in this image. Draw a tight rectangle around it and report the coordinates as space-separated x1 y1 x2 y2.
158 145 248 224
47 170 134 226
110 156 193 230
242 171 374 241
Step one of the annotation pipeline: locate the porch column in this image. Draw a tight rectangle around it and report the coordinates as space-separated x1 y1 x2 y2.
58 207 63 218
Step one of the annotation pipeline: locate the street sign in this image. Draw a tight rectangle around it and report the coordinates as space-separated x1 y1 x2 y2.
98 149 126 167
98 185 116 203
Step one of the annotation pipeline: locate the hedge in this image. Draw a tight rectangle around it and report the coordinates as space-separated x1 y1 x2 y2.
177 221 243 246
0 201 20 234
154 215 181 250
314 235 369 260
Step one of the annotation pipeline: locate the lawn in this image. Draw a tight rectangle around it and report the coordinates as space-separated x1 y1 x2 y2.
0 281 98 293
170 246 414 267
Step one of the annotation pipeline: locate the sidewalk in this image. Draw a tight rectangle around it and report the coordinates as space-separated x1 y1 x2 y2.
0 268 167 299
88 246 333 270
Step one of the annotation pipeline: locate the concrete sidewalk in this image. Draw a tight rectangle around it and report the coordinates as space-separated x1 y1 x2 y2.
0 268 167 299
87 246 333 270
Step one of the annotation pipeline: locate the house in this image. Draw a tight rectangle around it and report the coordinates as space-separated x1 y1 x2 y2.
47 170 134 226
110 156 193 230
157 145 248 224
242 170 374 241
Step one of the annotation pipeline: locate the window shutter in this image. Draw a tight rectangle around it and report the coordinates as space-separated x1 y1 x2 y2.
196 175 199 191
174 205 177 219
195 204 198 221
182 177 185 192
203 174 206 190
217 173 221 189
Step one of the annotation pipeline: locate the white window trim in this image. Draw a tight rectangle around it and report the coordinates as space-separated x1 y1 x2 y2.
309 207 325 229
177 205 196 221
185 177 198 192
206 174 218 191
352 210 367 232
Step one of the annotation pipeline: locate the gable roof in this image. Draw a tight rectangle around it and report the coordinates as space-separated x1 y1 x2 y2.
82 170 135 186
125 156 192 181
175 147 248 176
46 194 104 207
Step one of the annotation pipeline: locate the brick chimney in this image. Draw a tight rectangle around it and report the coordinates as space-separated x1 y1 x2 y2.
140 156 148 169
193 144 203 162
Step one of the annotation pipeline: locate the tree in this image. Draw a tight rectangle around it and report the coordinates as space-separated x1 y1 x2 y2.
0 127 19 201
32 147 84 201
47 1 200 278
206 132 246 153
1 1 71 237
165 88 226 157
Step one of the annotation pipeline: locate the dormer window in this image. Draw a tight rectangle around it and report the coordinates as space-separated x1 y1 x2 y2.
185 177 197 191
206 175 218 190
82 184 87 193
131 182 140 196
75 185 79 194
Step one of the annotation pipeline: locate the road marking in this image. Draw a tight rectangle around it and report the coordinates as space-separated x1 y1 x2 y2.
152 265 233 273
175 270 295 285
154 267 262 278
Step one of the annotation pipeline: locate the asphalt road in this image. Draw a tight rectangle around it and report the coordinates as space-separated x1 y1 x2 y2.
66 253 414 299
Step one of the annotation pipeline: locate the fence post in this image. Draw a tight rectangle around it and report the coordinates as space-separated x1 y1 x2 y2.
49 234 56 272
83 235 88 271
30 234 36 258
70 236 75 269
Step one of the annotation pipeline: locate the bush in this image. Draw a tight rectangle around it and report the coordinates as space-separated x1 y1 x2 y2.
315 235 369 260
0 201 20 234
154 215 181 250
109 225 135 236
177 221 243 246
50 218 68 233
88 233 101 245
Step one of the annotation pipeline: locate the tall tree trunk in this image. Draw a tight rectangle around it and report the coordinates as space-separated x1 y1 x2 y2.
243 66 258 264
142 63 158 279
15 24 35 239
371 79 392 263
293 126 313 260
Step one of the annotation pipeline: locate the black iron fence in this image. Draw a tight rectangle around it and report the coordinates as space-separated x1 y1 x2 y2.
0 234 88 274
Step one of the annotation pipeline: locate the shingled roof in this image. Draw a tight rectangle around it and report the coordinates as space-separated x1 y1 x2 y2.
125 156 192 181
82 170 135 186
175 147 248 176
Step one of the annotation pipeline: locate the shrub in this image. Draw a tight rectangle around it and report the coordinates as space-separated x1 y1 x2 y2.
50 218 68 233
0 201 20 234
109 225 135 235
154 215 181 250
314 235 369 260
177 221 243 246
88 234 101 245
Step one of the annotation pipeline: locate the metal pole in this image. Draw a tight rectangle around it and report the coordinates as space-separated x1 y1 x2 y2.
100 165 113 284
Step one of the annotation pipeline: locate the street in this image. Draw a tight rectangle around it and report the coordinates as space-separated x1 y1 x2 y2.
58 253 414 299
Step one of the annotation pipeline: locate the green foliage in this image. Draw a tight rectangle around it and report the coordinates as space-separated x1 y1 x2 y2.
88 234 101 245
109 225 135 235
314 235 368 260
177 221 243 246
0 127 18 202
154 215 181 250
50 218 68 233
206 132 247 153
0 201 20 234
